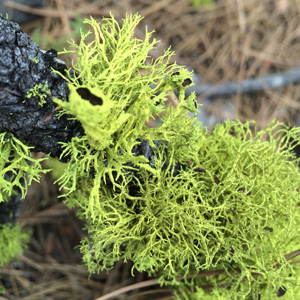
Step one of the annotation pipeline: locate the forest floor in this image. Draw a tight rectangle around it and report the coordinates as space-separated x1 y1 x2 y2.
1 0 300 299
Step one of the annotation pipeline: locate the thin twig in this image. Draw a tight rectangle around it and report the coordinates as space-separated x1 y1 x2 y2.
4 1 112 18
94 279 160 300
186 67 300 98
284 248 300 261
95 250 300 300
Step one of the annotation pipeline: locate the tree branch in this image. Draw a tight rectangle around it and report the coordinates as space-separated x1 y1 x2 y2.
186 67 300 98
0 14 83 158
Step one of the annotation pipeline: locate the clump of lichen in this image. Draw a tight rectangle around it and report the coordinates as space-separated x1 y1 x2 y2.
53 13 198 218
24 81 50 107
53 13 300 299
0 133 44 272
53 13 197 151
0 132 49 202
70 120 300 299
0 223 31 293
0 224 31 267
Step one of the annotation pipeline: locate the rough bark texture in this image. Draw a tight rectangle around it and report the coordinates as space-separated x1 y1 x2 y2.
0 14 84 159
0 174 22 225
0 14 84 225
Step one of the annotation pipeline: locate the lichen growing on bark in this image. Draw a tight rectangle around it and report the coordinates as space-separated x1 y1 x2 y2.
0 132 49 202
0 224 31 267
51 14 300 299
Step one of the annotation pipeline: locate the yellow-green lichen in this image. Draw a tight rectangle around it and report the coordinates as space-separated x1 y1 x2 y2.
25 81 50 107
74 121 300 297
28 56 39 64
53 13 198 216
0 132 49 202
53 14 197 151
51 13 300 300
0 224 31 267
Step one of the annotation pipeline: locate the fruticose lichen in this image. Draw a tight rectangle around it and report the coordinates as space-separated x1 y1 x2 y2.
25 81 50 107
0 224 31 267
51 14 300 299
53 13 197 212
0 132 47 286
0 132 49 202
0 222 31 292
0 10 299 300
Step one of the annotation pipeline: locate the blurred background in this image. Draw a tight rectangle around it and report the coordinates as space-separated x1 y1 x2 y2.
1 0 300 299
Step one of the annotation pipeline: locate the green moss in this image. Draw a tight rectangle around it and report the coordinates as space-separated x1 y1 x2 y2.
51 13 300 299
0 224 31 266
0 132 49 202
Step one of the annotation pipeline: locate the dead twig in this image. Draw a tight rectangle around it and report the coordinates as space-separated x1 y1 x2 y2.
187 66 300 98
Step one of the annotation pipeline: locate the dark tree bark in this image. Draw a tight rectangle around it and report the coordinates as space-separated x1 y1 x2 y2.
0 14 83 158
0 14 84 225
0 172 23 225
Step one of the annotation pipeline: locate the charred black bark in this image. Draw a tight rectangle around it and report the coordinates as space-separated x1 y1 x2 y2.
0 14 85 225
0 172 23 225
0 14 84 158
